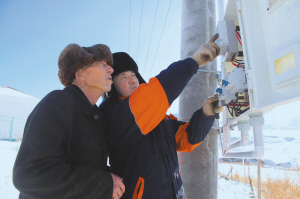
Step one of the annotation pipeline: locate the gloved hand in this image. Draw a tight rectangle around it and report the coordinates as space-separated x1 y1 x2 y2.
192 33 220 67
203 95 224 117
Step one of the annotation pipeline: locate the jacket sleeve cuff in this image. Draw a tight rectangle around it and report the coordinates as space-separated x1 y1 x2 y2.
199 108 216 120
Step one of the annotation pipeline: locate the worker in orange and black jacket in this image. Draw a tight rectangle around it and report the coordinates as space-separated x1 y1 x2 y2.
99 34 224 199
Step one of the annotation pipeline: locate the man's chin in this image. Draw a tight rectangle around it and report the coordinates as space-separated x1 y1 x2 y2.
104 85 112 93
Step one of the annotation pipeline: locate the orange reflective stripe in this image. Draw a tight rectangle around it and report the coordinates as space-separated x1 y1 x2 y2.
175 123 202 152
132 177 144 199
168 113 178 120
130 77 170 135
119 96 128 100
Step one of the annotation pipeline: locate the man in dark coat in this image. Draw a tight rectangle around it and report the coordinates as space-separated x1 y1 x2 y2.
13 44 125 199
99 34 224 198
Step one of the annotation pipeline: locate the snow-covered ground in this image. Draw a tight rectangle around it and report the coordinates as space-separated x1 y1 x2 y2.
0 140 258 199
218 177 257 199
218 128 300 199
216 100 300 198
0 141 20 199
1 127 299 198
1 101 300 198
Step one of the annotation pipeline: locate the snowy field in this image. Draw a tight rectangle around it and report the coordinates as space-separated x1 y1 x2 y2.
0 141 20 199
0 140 258 199
1 101 300 199
216 100 300 198
1 127 299 198
218 128 300 199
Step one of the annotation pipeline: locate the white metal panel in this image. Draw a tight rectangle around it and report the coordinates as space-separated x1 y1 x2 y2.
223 0 238 24
240 0 300 108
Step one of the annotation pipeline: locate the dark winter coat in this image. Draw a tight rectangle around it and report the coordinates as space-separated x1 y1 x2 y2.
99 58 215 199
13 85 113 199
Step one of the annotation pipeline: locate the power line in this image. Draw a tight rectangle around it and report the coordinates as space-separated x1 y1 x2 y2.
148 0 173 79
128 0 131 53
142 0 160 77
136 0 145 62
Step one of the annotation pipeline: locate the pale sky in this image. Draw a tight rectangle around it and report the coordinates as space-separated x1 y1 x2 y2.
0 0 182 113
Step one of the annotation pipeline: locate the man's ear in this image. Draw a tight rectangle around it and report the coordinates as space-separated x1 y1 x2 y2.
75 69 85 81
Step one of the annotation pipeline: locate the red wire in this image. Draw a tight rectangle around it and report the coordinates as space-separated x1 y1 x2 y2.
232 33 245 67
236 34 242 46
228 101 249 107
228 104 249 107
231 59 238 66
231 59 245 67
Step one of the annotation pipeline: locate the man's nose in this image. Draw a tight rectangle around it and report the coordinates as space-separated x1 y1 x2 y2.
130 77 137 83
107 65 114 74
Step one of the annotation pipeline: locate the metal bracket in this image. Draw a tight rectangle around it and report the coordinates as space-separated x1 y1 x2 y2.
197 69 221 74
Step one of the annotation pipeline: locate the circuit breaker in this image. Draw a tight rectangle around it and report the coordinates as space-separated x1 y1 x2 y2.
217 67 247 106
216 20 248 120
216 20 239 62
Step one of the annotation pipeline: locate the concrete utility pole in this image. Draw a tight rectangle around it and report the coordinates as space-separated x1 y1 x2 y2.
179 0 218 198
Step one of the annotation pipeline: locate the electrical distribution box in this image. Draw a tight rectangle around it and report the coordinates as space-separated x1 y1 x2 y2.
216 0 300 159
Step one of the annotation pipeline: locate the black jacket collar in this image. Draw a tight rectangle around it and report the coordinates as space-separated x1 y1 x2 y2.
64 84 95 115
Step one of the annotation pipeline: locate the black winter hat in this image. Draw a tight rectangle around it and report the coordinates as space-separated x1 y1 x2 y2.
111 52 146 84
106 52 146 98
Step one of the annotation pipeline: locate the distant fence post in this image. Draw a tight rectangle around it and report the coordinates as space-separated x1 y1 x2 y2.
9 117 14 142
258 159 261 199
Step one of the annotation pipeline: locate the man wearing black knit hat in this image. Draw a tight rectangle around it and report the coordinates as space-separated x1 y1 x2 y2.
99 34 224 199
13 43 125 199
